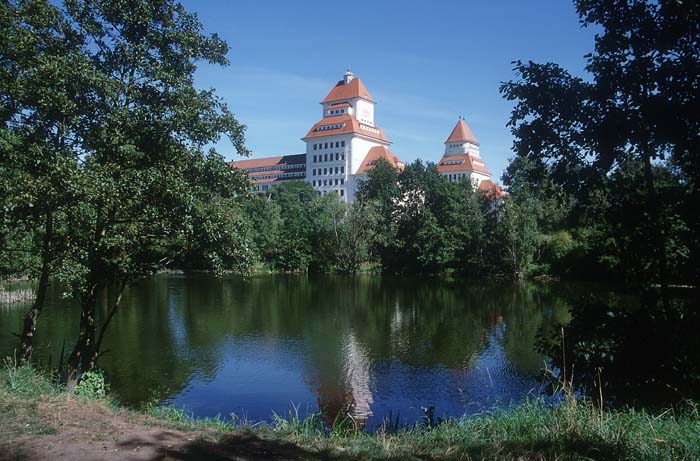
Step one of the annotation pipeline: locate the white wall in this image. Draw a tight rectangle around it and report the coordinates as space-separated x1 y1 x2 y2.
444 142 480 157
355 99 375 126
305 135 352 201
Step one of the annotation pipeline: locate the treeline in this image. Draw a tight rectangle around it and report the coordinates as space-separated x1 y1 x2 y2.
232 162 538 280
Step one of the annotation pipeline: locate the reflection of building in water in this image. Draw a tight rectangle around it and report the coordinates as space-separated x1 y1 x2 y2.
342 332 374 421
314 330 374 427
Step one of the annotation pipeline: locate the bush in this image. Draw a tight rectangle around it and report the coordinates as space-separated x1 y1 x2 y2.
74 369 109 399
537 295 700 406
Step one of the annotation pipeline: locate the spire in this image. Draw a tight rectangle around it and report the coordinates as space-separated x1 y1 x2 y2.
344 68 354 84
445 118 479 145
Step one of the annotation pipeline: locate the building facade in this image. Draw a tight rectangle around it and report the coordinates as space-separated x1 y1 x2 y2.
232 71 502 202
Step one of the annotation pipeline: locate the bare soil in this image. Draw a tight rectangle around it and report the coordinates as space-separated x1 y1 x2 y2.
0 393 334 461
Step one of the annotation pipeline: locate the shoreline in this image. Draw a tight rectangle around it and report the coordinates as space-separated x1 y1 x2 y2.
1 367 698 460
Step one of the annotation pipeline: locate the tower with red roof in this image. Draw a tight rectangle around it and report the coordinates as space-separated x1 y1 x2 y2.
302 70 403 202
437 118 501 192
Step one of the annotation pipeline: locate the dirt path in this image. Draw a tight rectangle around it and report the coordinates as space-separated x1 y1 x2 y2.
0 394 334 461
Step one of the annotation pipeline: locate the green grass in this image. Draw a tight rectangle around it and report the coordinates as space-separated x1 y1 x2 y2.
2 363 699 460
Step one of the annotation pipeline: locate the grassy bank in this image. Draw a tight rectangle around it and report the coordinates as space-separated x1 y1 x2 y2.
1 365 699 460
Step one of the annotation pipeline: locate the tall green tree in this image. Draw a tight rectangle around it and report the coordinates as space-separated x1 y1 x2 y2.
57 0 251 386
0 0 93 365
500 0 699 294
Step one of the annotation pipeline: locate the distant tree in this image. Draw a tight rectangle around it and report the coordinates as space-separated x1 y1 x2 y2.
242 195 283 266
331 200 380 274
268 181 316 272
484 195 539 280
355 158 401 257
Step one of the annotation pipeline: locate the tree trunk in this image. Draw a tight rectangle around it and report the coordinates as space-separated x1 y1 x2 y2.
16 213 53 367
642 151 670 305
65 288 98 390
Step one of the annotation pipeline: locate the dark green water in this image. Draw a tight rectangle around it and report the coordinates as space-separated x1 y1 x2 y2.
0 274 574 428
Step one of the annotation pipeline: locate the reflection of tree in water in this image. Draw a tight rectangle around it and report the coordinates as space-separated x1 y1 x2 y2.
1 274 574 421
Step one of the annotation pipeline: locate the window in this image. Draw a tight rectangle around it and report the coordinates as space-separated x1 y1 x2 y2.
335 167 339 174
335 153 339 161
341 141 345 147
341 153 345 160
313 155 317 163
324 143 328 149
340 178 344 185
313 144 317 150
340 166 344 174
335 179 339 185
324 154 328 161
312 169 316 175
312 180 316 186
323 179 327 186
340 190 344 196
324 168 327 174
335 141 339 148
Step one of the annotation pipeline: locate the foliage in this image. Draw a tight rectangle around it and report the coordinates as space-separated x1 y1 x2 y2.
538 295 700 406
74 369 109 400
500 0 700 291
1 0 253 378
501 0 700 406
1 361 60 398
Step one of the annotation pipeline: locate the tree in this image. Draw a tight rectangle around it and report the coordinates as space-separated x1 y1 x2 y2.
1 0 92 365
484 195 539 280
0 0 251 385
267 181 316 272
331 200 380 274
355 158 400 261
500 0 700 294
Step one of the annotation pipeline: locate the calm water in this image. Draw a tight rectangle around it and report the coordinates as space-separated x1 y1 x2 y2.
0 275 574 428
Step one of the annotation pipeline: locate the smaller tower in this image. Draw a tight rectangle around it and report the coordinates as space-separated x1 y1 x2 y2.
437 118 491 185
444 118 480 157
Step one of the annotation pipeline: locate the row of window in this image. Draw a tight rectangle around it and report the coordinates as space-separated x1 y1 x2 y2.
328 108 346 115
312 152 345 163
245 163 305 173
312 166 344 176
254 171 305 180
313 141 345 150
312 178 345 187
314 123 345 132
442 159 465 166
448 143 470 148
446 173 470 181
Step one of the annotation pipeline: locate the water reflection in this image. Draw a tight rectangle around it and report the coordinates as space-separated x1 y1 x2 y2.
0 275 572 428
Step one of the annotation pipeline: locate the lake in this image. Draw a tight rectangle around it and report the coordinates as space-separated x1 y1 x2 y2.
1 274 575 428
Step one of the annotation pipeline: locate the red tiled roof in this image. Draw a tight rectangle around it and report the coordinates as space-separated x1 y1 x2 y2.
231 154 306 170
322 77 374 103
436 154 491 176
446 119 479 145
479 179 507 199
355 146 404 174
303 114 390 143
330 102 350 108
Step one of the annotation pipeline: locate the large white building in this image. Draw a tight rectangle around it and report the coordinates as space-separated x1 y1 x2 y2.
233 71 503 202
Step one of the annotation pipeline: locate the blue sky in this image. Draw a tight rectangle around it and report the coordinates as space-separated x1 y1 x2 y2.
183 0 596 181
